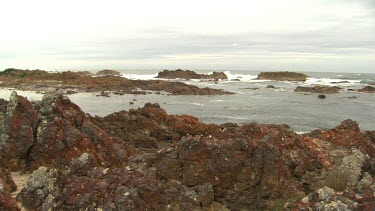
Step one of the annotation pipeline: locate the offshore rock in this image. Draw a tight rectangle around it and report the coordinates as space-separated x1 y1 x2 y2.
0 68 232 95
295 85 342 94
156 69 228 81
358 86 375 93
96 69 121 76
257 71 308 81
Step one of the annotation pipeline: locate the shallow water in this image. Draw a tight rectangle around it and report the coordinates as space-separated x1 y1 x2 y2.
0 70 374 132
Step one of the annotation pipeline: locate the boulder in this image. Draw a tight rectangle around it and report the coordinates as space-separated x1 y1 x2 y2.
257 71 308 81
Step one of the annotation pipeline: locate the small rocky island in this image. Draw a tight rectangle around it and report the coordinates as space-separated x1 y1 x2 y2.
257 71 308 81
295 85 342 94
0 68 232 95
0 92 374 210
156 69 228 80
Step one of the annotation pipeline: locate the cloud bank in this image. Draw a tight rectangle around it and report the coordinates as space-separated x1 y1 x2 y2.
0 0 374 72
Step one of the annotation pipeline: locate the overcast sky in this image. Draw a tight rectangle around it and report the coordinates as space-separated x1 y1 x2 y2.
0 0 374 72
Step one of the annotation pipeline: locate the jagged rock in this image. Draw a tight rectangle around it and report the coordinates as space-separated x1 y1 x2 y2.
156 69 228 81
295 85 342 94
0 168 19 210
0 91 38 171
257 71 308 81
0 92 130 172
17 166 61 210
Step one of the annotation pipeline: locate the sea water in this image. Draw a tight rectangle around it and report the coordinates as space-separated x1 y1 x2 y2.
0 70 374 132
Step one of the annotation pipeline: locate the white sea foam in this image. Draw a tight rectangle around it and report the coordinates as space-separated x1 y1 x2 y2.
223 71 258 82
121 73 158 80
192 103 204 106
304 77 361 86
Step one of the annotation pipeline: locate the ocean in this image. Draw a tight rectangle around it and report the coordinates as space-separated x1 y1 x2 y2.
1 70 374 132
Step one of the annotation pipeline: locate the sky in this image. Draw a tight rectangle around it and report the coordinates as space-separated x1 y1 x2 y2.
0 0 374 73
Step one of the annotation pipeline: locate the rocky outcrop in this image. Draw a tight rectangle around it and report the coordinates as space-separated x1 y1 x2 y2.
358 86 375 93
0 68 232 95
0 168 19 210
156 69 228 81
96 69 121 76
295 85 342 94
0 91 130 172
0 93 374 210
257 71 308 81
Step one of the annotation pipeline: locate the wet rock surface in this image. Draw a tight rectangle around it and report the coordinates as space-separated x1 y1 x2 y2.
0 68 232 95
358 86 375 93
156 69 228 80
295 85 342 94
257 71 308 81
0 92 374 210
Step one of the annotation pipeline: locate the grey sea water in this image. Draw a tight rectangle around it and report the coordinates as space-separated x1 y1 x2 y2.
0 70 374 132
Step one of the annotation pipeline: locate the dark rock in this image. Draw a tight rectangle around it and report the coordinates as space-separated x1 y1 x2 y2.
266 85 276 89
295 85 341 94
358 86 375 93
257 71 308 81
318 94 326 99
156 69 228 81
96 69 121 76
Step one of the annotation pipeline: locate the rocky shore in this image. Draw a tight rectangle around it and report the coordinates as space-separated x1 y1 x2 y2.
0 92 374 210
0 68 232 95
156 69 228 81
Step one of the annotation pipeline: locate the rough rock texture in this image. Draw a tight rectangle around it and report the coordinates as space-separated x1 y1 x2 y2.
0 168 19 210
0 91 129 172
358 86 375 93
295 85 342 94
0 92 374 210
156 69 228 81
0 68 232 95
294 185 375 210
257 71 308 81
96 69 121 76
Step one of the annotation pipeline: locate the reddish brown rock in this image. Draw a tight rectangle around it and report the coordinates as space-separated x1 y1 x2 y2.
0 68 232 95
0 92 130 172
0 93 374 210
257 71 308 81
0 168 19 210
